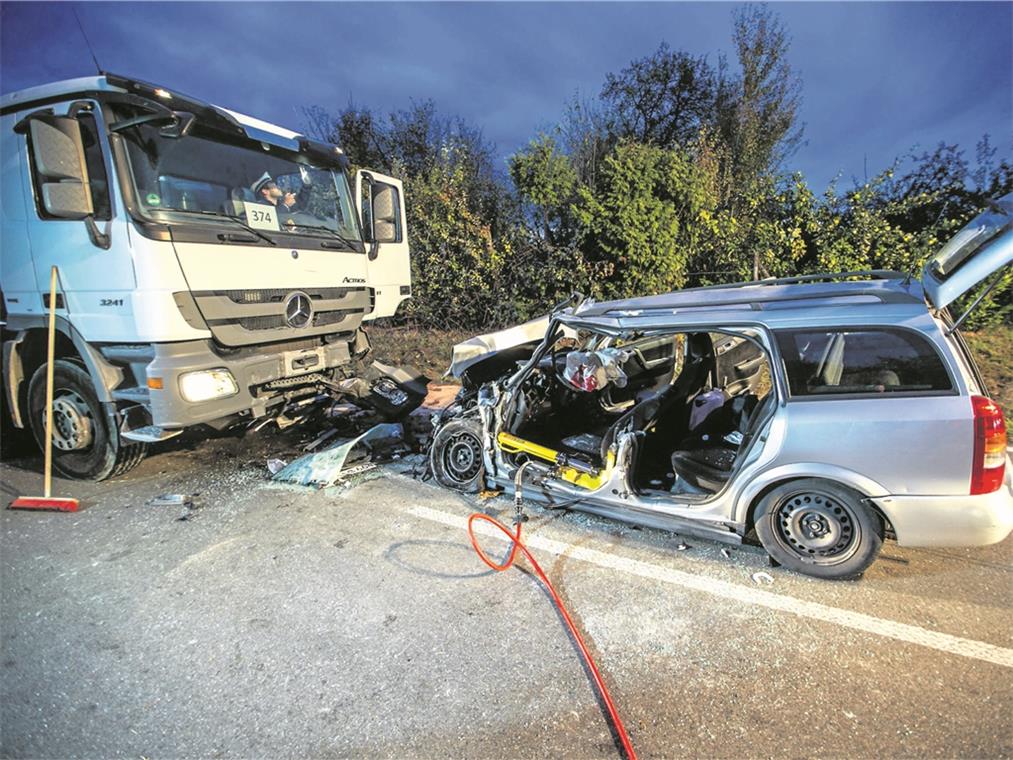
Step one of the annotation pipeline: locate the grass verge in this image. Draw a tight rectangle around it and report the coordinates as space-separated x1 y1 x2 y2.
964 325 1013 429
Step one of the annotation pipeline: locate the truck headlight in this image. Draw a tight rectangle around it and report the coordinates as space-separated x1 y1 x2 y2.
178 369 238 402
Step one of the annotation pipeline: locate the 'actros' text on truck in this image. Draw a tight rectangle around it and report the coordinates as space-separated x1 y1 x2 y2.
1 74 411 479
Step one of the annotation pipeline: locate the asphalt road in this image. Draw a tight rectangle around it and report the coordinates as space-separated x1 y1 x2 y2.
2 429 1012 759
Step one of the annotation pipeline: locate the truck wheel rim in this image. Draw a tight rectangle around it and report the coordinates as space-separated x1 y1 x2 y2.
48 391 95 451
773 490 859 565
443 430 482 483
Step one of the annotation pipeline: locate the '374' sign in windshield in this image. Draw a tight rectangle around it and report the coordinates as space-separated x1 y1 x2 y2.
242 201 281 232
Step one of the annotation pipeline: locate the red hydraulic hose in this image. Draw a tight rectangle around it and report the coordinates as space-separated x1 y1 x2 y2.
467 512 639 760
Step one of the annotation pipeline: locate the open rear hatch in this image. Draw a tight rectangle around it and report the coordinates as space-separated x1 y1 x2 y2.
921 193 1013 322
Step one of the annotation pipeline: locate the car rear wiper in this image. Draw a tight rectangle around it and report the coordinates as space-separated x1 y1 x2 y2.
161 208 277 246
285 222 359 250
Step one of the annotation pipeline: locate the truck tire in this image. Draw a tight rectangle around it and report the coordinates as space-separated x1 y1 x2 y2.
27 360 147 481
754 478 883 580
430 418 486 493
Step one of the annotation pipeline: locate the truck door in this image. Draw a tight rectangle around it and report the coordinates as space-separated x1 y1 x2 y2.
356 170 410 320
1 112 36 305
20 102 136 336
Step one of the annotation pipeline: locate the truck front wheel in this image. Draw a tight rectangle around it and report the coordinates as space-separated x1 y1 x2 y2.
28 360 147 481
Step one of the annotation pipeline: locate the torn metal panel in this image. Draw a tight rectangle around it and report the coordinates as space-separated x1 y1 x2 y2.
449 315 577 379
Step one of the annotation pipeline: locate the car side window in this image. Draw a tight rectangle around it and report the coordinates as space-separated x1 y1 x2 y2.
25 111 111 221
776 328 953 396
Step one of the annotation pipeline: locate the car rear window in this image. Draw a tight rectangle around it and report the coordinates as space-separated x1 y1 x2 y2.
776 328 953 397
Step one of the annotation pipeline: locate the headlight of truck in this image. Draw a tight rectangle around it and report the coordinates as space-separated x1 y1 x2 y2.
178 369 238 402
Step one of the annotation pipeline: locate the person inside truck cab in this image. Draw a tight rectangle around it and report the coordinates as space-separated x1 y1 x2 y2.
251 172 298 217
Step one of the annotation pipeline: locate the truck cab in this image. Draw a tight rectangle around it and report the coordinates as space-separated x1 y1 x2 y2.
1 74 411 479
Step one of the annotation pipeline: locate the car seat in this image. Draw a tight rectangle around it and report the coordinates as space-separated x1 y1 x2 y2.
595 333 716 465
669 393 768 493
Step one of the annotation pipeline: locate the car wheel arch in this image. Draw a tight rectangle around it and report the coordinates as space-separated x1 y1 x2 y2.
735 464 890 531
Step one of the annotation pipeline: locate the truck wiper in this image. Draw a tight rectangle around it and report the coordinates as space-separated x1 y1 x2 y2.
285 222 359 250
161 208 277 246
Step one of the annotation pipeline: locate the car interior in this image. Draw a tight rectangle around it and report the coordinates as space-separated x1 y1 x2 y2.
504 329 774 497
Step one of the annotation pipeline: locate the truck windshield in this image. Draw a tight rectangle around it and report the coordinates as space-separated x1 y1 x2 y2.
116 119 362 246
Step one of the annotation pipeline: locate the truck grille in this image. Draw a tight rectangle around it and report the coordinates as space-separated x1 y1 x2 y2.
184 287 370 347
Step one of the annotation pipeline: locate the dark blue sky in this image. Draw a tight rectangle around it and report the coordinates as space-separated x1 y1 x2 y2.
2 2 1009 190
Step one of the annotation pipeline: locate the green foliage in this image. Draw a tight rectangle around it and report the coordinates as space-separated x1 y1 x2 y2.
573 141 714 298
509 135 578 243
401 159 511 328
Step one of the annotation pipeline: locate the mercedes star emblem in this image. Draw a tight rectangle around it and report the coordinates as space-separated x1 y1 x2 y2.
284 291 313 328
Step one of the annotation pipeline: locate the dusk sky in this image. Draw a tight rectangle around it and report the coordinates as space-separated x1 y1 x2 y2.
1 2 1009 191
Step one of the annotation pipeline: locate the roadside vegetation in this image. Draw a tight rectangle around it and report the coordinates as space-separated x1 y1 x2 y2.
965 327 1013 428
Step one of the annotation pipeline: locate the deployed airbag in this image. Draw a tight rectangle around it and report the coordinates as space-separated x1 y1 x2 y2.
563 348 631 392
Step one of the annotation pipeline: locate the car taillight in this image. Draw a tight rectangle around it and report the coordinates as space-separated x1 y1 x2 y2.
971 395 1007 495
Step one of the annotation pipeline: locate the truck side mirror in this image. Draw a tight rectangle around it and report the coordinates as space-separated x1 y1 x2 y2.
371 183 401 244
29 116 94 219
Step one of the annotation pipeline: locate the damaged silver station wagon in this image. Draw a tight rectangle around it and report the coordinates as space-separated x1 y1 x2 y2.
430 196 1013 579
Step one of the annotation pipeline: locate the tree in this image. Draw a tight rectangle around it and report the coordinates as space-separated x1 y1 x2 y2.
573 140 716 298
509 134 578 242
715 5 804 194
601 42 717 148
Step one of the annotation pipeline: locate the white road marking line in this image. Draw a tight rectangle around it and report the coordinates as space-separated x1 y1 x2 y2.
408 504 1013 670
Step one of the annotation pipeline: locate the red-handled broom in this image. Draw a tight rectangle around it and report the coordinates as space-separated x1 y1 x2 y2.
9 265 80 512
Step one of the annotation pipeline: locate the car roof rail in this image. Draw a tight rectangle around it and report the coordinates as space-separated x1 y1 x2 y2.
694 270 907 292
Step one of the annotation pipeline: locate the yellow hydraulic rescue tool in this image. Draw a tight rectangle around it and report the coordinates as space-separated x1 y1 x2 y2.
497 432 616 490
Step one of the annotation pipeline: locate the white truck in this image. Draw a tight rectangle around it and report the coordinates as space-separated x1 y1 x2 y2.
1 74 411 479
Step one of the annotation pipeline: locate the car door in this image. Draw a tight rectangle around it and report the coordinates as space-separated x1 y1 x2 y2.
356 170 410 320
921 193 1012 315
712 333 766 396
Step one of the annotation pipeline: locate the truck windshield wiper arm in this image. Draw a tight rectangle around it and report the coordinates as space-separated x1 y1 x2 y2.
285 222 359 250
161 208 277 246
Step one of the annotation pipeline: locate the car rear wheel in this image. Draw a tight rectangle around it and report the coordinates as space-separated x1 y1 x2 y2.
430 418 486 493
28 360 147 481
754 478 883 580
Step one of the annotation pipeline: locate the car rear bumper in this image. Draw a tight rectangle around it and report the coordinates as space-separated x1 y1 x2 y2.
873 480 1013 547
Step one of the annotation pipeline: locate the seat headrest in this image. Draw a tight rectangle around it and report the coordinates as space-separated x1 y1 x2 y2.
686 333 714 361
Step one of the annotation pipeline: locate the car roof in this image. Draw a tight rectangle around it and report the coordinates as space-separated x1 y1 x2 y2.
567 271 930 327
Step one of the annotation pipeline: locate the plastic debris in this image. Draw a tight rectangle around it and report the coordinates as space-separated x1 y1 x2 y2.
720 548 733 559
148 493 197 508
266 459 288 475
304 428 339 452
272 423 404 488
675 541 691 551
751 571 774 585
478 489 503 501
689 388 729 431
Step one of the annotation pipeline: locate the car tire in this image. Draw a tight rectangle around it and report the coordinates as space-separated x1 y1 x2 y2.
28 360 147 481
429 418 486 493
754 478 883 580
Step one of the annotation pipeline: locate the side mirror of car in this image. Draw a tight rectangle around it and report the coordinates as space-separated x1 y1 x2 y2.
28 115 94 219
